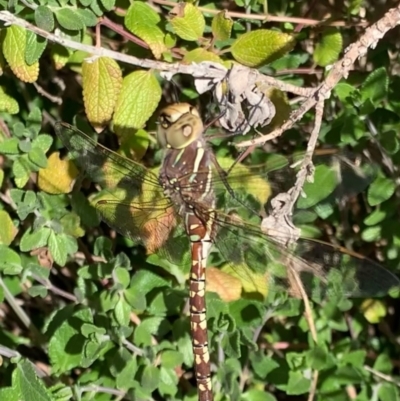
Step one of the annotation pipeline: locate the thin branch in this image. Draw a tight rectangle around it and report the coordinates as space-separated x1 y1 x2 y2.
152 0 368 27
237 3 400 148
0 11 314 99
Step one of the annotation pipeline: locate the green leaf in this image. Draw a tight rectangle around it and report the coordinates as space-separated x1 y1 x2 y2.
113 293 131 326
32 134 53 153
183 48 224 64
230 29 295 67
0 210 17 246
341 350 366 367
48 231 77 266
367 176 395 206
211 11 233 41
0 87 19 114
14 359 52 401
125 2 167 59
361 226 382 242
55 9 84 31
25 32 47 65
373 354 393 374
169 3 205 41
100 0 115 11
380 130 399 155
29 147 48 168
134 317 165 346
158 366 178 396
116 359 138 390
286 371 310 395
28 285 48 298
20 227 51 251
313 28 343 67
3 25 39 83
306 346 334 370
82 57 122 128
35 5 55 31
242 390 277 401
364 209 386 226
379 383 399 401
75 8 98 27
0 137 19 154
141 365 160 392
161 350 183 369
361 67 388 105
47 306 93 373
296 165 337 209
0 245 22 274
114 267 130 289
0 387 18 401
113 70 162 135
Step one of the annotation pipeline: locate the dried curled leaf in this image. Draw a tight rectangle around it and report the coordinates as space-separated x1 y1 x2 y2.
82 57 122 129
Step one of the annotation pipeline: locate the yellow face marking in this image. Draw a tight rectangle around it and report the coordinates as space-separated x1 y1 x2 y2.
190 224 200 230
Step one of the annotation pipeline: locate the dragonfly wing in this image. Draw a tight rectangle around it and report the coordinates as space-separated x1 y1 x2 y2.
95 199 189 267
204 209 400 300
55 122 161 198
207 152 378 215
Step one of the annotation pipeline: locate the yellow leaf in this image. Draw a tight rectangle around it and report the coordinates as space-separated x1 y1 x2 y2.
222 263 269 300
206 267 242 302
0 210 17 246
0 86 19 114
113 70 161 136
231 29 295 67
82 57 122 129
361 299 387 324
51 44 72 70
3 26 39 83
261 88 291 129
38 152 79 194
183 48 224 64
169 3 205 41
125 2 167 59
211 11 233 41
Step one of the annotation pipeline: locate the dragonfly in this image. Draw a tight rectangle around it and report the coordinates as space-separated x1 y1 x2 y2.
55 103 400 401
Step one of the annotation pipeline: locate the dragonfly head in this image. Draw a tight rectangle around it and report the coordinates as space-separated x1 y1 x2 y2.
157 103 204 149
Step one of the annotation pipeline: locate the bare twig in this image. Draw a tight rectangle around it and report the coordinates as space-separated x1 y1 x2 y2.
237 4 400 148
153 0 368 27
364 365 400 386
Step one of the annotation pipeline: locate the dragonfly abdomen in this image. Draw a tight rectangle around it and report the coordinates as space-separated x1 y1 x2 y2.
188 211 214 401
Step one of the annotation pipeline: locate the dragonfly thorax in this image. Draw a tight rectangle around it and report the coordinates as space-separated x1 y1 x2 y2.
159 138 215 216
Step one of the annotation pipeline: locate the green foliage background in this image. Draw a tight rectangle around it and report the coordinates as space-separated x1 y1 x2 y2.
0 1 400 401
